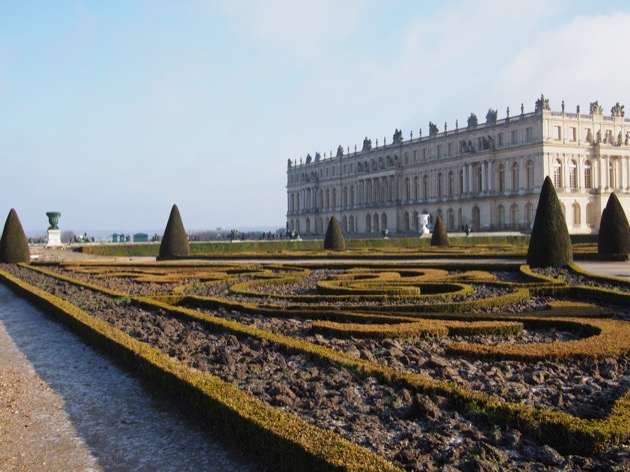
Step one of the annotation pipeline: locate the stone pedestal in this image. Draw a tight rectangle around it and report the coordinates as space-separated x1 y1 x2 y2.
419 214 430 237
46 229 63 248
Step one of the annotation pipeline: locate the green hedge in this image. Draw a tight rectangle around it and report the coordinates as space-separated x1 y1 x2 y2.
7 264 630 455
0 268 402 472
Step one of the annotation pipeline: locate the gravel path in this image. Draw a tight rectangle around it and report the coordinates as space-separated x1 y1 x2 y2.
0 284 265 472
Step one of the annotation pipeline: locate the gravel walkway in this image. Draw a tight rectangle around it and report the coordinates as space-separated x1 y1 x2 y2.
0 284 265 472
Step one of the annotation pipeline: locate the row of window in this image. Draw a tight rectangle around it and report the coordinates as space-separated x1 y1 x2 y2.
287 200 595 236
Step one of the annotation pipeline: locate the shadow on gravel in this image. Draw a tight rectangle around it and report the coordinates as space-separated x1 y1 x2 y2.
0 284 266 472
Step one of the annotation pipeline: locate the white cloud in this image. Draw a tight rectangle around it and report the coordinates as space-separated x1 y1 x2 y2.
210 0 369 61
497 12 630 111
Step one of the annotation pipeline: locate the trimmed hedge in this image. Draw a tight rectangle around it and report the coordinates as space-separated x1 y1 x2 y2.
7 263 630 455
0 268 402 472
0 208 30 263
158 204 190 260
527 176 573 267
323 216 345 250
598 193 630 256
430 215 449 247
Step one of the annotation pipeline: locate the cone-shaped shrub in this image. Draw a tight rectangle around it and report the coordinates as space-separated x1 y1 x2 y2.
598 192 630 255
526 176 573 267
158 204 190 260
323 216 345 250
430 215 450 246
0 208 30 263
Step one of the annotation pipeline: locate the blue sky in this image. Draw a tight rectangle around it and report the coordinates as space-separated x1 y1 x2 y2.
1 0 629 235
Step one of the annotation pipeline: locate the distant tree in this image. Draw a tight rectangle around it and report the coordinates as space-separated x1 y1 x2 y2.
0 208 30 263
526 176 573 267
61 230 75 243
324 216 345 250
598 192 630 255
430 215 450 246
158 204 190 260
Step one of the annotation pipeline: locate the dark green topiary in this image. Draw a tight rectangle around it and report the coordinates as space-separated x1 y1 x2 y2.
323 216 345 250
598 193 630 255
0 208 30 263
158 204 190 260
526 176 573 267
430 215 450 246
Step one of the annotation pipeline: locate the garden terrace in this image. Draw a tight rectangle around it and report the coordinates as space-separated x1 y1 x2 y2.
1 259 630 471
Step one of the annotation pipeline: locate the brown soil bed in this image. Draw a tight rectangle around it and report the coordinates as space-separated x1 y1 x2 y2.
3 263 630 471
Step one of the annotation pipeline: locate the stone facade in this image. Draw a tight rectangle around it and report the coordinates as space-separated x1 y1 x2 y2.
286 97 630 237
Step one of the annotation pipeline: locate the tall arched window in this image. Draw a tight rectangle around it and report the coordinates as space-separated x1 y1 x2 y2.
459 169 464 194
497 163 505 192
404 177 411 201
403 212 410 231
497 205 505 228
572 202 581 226
511 162 520 191
586 203 593 226
526 160 534 188
412 211 419 231
510 204 519 228
472 206 480 230
423 175 429 200
413 176 419 201
447 208 455 231
609 157 618 189
448 171 454 197
569 160 577 190
526 202 534 227
584 160 592 189
553 159 563 188
365 214 372 233
437 173 443 198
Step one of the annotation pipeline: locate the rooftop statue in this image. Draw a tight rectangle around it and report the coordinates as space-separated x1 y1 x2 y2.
336 145 344 158
535 94 550 113
611 102 625 118
590 101 603 115
429 122 439 136
485 109 497 125
467 113 478 129
392 129 403 144
362 137 372 151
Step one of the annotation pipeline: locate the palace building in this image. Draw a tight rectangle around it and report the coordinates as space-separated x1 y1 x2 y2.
286 96 630 237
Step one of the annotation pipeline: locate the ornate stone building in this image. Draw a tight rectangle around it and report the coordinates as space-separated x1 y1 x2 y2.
286 96 630 237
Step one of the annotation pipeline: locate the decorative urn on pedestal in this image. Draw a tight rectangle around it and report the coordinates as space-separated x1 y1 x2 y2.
45 211 63 247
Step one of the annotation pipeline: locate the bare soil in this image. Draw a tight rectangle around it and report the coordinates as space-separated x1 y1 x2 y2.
3 261 630 471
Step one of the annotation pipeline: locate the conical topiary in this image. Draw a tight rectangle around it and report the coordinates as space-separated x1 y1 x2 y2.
323 216 345 250
526 176 573 267
598 193 630 255
0 208 30 263
158 204 190 260
430 215 449 246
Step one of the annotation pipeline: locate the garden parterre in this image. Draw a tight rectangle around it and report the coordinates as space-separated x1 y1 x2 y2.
2 261 630 471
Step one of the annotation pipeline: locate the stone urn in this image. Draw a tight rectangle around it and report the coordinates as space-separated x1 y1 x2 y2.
46 211 61 230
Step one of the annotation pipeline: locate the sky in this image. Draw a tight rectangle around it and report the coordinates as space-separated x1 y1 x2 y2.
2 0 630 235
